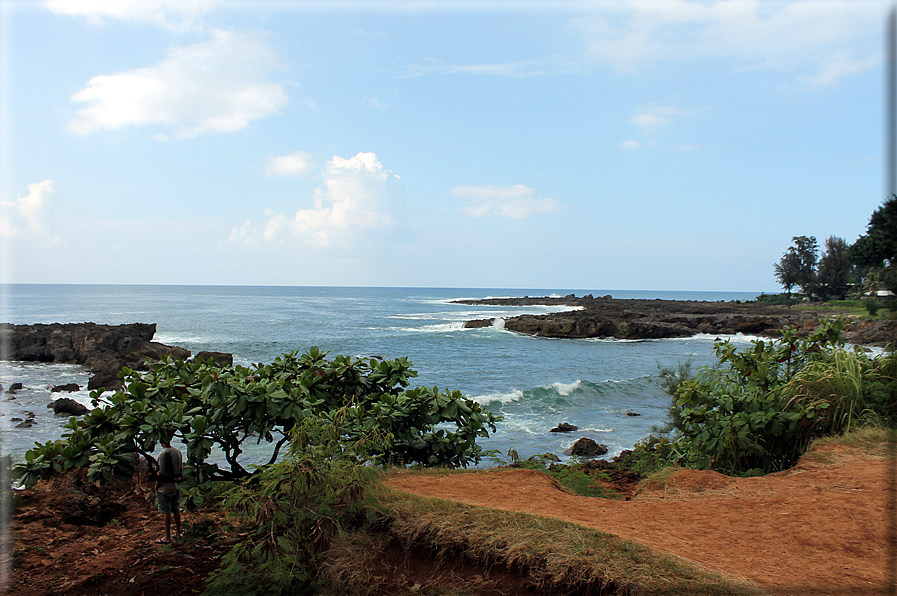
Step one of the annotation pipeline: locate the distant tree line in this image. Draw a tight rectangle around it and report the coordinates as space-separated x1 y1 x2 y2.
774 195 897 300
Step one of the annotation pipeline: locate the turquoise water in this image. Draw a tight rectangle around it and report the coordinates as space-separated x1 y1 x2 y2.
0 285 763 465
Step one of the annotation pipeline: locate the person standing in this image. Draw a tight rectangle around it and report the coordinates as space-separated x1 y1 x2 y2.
154 439 184 544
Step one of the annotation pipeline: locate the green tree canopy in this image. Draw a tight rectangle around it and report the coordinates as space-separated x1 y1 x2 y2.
775 236 818 297
14 349 500 508
816 236 853 300
850 194 897 270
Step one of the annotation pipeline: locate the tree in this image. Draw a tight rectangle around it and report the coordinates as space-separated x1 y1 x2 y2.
773 253 799 295
775 236 818 297
850 195 897 269
816 236 852 301
849 196 897 296
13 349 500 507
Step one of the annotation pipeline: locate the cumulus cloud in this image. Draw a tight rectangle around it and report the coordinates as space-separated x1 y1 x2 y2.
573 0 884 86
44 0 220 31
231 152 404 250
1 180 56 238
264 151 315 177
68 29 287 138
450 184 561 219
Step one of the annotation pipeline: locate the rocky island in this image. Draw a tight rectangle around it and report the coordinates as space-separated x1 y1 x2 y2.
457 295 897 346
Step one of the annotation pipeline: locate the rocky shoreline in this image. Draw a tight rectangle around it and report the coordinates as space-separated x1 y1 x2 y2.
457 295 897 347
0 322 192 390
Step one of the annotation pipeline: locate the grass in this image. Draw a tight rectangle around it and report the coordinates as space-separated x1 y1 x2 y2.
318 484 762 596
803 424 894 460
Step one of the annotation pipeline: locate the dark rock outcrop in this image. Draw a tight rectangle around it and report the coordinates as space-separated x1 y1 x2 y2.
567 437 608 457
5 382 23 394
0 323 191 391
51 383 80 393
463 318 496 329
455 296 897 346
193 351 234 367
549 422 578 433
48 397 89 416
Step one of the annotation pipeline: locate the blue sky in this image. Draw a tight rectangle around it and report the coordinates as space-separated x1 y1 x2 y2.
0 0 890 291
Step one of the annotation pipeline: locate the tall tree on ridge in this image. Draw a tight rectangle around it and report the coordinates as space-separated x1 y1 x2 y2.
816 236 852 300
776 236 818 298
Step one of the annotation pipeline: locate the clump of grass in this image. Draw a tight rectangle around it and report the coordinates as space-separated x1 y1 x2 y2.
804 425 894 460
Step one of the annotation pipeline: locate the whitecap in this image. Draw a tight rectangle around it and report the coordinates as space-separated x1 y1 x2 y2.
474 389 524 404
550 380 581 396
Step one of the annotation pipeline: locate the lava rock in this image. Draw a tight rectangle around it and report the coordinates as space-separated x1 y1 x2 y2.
567 437 608 457
51 383 81 393
48 397 89 416
549 422 578 433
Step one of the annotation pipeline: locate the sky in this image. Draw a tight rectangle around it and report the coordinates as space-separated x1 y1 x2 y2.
0 0 891 292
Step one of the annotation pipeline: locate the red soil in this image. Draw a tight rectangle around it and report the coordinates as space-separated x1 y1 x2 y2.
386 443 895 596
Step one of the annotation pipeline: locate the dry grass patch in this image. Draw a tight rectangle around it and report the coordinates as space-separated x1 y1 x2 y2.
326 484 762 596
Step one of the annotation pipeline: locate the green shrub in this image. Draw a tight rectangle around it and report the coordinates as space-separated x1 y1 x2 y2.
865 297 882 316
669 319 897 475
13 349 499 507
205 413 381 596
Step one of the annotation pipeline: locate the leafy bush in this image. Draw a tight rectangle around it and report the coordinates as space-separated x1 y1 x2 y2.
13 349 499 506
205 412 382 596
669 319 897 475
865 297 882 316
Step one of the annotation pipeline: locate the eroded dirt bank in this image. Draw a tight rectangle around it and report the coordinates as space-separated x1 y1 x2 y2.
386 441 894 596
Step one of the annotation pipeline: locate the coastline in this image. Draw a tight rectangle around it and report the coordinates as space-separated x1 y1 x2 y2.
456 295 897 346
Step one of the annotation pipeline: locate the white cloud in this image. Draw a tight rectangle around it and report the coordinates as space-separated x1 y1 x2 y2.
450 184 561 219
44 0 220 31
1 180 56 238
363 96 388 109
68 29 288 138
403 54 584 78
573 0 886 86
233 152 404 250
631 106 680 135
264 151 315 177
620 139 641 149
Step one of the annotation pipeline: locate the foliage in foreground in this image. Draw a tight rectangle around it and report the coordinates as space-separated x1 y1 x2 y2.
667 319 897 475
205 413 384 596
14 348 499 507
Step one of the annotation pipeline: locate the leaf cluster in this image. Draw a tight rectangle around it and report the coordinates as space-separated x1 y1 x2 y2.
668 319 897 475
205 413 382 596
13 348 499 505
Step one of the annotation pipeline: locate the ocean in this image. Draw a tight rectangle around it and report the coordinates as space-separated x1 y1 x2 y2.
0 285 763 467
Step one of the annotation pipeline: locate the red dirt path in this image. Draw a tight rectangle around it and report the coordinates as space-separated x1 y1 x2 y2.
385 444 895 596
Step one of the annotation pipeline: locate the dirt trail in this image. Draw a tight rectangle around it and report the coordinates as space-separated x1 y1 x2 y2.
386 445 894 596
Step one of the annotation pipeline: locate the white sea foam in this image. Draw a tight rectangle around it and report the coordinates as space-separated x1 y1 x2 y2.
405 322 467 333
473 389 524 404
550 380 581 396
153 333 211 345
